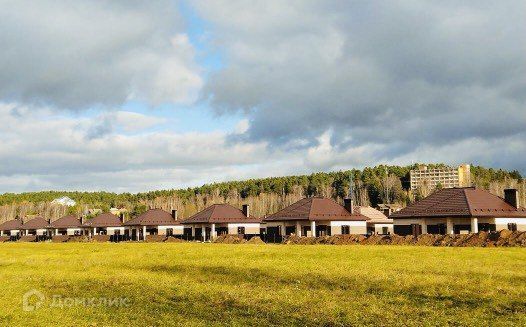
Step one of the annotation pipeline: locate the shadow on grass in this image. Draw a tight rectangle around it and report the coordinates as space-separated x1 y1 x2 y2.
145 263 500 309
28 262 526 326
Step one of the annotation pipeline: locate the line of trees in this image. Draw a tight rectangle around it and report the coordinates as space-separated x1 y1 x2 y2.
0 164 523 222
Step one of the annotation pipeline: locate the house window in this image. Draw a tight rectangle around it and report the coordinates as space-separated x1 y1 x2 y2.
166 228 173 236
237 226 245 235
341 225 350 235
382 226 389 235
508 223 518 232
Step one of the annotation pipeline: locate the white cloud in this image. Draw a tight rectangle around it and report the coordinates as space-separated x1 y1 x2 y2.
1 102 524 193
0 0 202 109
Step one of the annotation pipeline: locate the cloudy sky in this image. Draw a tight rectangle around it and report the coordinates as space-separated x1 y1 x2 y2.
0 0 524 193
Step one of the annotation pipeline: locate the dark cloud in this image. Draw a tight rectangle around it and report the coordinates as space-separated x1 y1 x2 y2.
196 0 526 170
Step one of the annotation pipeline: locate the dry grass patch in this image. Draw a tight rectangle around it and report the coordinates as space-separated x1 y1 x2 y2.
0 243 525 326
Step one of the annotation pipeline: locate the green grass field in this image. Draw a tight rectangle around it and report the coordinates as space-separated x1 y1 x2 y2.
0 243 525 326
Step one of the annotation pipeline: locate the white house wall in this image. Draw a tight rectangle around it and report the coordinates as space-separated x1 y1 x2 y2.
36 229 48 236
494 218 526 231
372 224 394 234
106 227 125 235
330 221 367 235
158 225 184 235
66 228 82 235
227 223 260 234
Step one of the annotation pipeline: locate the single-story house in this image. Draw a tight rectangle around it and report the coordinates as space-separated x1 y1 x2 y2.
21 217 51 237
390 187 526 236
51 215 86 236
181 204 261 241
83 213 125 237
263 197 368 240
124 209 182 241
357 206 394 235
0 218 23 237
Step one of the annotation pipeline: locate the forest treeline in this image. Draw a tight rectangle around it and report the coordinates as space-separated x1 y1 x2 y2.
0 164 523 222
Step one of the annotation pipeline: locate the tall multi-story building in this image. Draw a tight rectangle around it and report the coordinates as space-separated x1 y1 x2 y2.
410 164 471 191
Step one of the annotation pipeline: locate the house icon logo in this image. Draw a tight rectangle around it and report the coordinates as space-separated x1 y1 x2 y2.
22 289 45 312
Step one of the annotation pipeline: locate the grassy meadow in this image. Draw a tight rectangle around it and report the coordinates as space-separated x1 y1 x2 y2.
0 243 525 326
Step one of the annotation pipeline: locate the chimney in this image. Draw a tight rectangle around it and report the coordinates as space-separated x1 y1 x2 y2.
504 189 519 209
80 216 84 225
344 198 354 214
242 204 250 217
119 213 125 224
47 219 51 225
171 209 178 220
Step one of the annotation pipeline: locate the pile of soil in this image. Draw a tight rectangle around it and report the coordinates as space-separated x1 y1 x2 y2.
164 236 184 243
246 237 265 244
52 235 70 243
68 236 90 242
145 235 167 242
18 235 37 242
213 235 246 244
91 235 111 242
281 231 526 247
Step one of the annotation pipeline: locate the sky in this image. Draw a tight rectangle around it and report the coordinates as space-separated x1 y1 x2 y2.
0 0 525 193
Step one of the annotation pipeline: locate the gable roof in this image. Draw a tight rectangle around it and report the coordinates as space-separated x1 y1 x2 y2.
124 209 179 226
391 187 526 218
182 204 261 224
0 219 23 231
51 215 82 228
22 217 50 230
264 197 368 222
84 213 122 227
357 206 393 224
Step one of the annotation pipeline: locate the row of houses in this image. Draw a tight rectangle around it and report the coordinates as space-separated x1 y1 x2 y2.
0 197 393 242
1 187 524 242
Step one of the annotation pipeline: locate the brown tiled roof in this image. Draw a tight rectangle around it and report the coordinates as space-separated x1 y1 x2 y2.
264 197 368 222
22 217 50 230
391 187 526 218
51 215 82 228
84 213 122 227
0 219 23 231
182 204 261 224
124 209 179 226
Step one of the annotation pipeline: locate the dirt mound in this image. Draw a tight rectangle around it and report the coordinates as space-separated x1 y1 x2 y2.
165 236 184 243
361 234 390 245
145 235 167 242
68 236 90 242
92 235 111 242
246 237 265 244
52 235 70 243
213 234 246 244
277 230 526 247
18 235 38 242
329 234 365 245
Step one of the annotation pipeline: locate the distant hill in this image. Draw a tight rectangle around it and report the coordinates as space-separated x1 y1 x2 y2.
0 164 523 222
